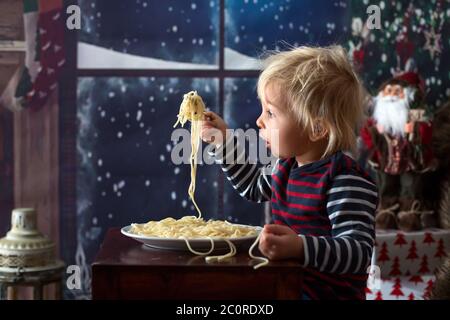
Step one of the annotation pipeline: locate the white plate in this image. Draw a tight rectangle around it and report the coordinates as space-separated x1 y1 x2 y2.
121 225 261 252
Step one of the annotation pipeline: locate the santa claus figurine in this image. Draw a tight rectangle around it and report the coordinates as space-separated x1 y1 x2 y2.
360 71 437 231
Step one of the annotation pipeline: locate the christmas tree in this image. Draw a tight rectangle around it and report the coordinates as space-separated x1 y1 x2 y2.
375 291 383 300
418 255 430 274
407 240 419 261
378 242 390 263
408 292 415 300
423 232 435 245
394 232 407 247
423 279 434 299
409 275 423 285
434 239 446 258
390 278 404 299
389 257 402 277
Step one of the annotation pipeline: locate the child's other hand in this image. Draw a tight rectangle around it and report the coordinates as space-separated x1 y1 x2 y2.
201 111 229 146
258 224 303 261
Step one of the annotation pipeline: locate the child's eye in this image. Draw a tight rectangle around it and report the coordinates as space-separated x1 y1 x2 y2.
267 110 274 117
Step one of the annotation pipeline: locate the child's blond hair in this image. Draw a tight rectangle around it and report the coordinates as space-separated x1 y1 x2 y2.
257 45 365 157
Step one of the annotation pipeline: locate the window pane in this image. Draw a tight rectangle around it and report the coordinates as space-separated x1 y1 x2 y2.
223 78 267 226
78 0 219 69
225 0 351 69
76 77 220 263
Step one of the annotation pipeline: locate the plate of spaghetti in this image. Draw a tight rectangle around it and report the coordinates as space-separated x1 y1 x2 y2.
121 216 262 252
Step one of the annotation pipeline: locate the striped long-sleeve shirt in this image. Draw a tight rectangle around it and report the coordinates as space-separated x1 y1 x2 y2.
209 135 379 300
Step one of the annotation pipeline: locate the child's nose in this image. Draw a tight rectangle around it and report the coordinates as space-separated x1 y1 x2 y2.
256 115 265 129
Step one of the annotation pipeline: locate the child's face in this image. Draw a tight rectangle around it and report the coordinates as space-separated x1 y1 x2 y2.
256 83 310 159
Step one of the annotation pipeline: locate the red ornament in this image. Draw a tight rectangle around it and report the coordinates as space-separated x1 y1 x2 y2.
407 240 419 261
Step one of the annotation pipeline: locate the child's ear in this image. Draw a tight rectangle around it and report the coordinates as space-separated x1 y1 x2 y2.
309 119 329 142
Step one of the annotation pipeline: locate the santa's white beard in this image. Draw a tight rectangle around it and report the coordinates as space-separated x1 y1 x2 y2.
373 94 409 137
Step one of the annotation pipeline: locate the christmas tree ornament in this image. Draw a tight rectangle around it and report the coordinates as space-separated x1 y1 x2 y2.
423 27 442 59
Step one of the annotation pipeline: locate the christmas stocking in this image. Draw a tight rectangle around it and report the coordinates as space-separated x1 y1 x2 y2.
0 0 65 111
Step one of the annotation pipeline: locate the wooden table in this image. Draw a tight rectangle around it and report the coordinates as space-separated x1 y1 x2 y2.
92 228 304 300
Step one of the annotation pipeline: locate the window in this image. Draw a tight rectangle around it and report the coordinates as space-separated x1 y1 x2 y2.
63 0 351 298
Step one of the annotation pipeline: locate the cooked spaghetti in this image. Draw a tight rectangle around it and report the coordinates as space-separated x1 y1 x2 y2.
173 91 205 218
130 216 269 269
130 216 257 239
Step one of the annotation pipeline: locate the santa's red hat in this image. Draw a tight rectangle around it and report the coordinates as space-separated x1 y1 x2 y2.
393 72 426 96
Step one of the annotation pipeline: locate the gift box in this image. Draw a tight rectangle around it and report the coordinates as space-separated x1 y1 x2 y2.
366 275 435 300
373 229 449 278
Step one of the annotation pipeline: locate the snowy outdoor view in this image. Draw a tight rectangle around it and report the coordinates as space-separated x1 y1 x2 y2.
78 0 220 69
78 0 350 70
74 0 352 298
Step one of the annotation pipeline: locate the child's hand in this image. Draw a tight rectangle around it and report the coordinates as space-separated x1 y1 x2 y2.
201 111 229 146
258 224 304 261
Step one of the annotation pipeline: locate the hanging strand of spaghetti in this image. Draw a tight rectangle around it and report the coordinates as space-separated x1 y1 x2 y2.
173 91 205 218
181 236 215 256
205 238 237 263
248 232 269 270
